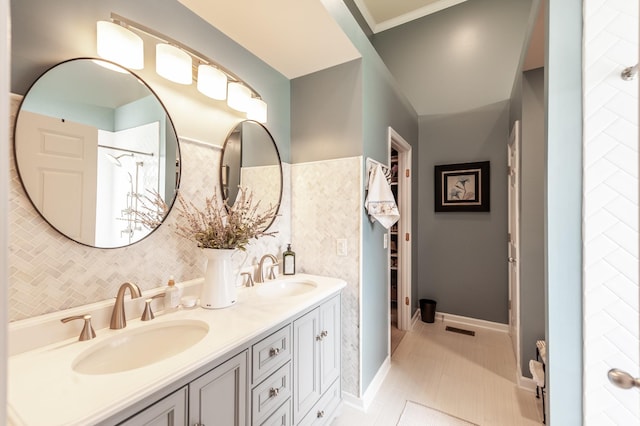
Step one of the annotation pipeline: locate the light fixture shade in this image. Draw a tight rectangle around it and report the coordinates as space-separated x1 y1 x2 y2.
197 65 227 100
96 21 144 70
247 98 268 123
227 82 251 112
156 44 192 85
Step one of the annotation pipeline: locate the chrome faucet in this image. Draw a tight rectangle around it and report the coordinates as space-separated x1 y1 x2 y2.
257 254 278 283
110 282 142 329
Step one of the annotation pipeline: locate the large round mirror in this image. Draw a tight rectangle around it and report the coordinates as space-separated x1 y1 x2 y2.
14 58 181 248
220 120 282 230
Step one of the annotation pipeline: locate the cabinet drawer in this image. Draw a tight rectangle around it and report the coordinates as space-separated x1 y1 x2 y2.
259 398 291 426
252 324 291 384
297 379 340 426
252 362 292 425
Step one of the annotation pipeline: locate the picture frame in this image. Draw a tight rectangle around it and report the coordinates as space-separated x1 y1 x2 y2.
434 161 490 212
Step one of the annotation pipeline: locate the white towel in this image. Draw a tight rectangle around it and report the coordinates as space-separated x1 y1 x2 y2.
529 359 545 387
365 164 400 229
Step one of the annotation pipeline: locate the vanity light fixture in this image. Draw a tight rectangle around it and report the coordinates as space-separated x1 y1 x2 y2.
197 64 227 100
96 20 144 70
227 82 251 112
97 13 268 122
156 44 192 85
247 98 268 123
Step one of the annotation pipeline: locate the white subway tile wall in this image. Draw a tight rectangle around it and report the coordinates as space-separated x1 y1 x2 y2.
584 0 639 423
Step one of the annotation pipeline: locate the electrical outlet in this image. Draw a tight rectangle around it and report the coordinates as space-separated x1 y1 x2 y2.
383 233 388 249
337 239 347 256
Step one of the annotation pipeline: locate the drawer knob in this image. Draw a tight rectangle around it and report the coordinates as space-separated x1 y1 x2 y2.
269 347 280 357
269 387 280 398
317 410 325 418
316 334 323 341
321 330 328 338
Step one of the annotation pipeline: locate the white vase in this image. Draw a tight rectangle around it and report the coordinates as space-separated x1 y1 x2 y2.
200 248 247 309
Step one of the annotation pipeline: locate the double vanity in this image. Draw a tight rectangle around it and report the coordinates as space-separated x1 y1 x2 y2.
7 274 345 426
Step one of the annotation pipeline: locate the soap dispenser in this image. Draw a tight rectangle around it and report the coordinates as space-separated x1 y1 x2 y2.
164 276 181 311
283 244 296 275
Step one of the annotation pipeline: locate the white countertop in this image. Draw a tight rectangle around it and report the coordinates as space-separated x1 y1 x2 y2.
7 274 345 426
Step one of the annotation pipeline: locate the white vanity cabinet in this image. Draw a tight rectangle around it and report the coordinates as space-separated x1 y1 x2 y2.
8 274 347 426
189 350 248 426
293 295 341 425
117 351 247 426
118 386 188 426
105 294 341 426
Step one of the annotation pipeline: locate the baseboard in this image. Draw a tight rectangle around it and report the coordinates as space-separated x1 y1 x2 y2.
411 308 420 328
433 311 509 333
341 355 391 411
341 391 363 411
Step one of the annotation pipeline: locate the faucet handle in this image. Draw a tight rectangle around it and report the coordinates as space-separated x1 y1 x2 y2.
61 314 96 341
241 272 255 287
141 293 165 321
267 264 278 280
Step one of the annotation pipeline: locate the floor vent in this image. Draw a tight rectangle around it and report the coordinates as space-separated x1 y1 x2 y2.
445 326 475 336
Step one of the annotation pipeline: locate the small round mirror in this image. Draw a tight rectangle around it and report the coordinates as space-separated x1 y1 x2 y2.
13 58 181 248
220 120 282 230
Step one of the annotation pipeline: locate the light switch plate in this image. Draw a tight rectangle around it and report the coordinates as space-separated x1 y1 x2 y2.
383 233 388 249
337 239 347 256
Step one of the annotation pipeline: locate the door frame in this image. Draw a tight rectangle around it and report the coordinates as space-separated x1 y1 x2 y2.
388 127 412 331
508 120 521 379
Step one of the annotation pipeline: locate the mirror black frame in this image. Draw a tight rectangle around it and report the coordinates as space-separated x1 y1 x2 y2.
13 57 182 249
219 120 282 231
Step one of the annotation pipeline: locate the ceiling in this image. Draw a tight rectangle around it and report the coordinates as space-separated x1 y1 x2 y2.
353 0 470 33
177 0 543 115
177 0 477 79
177 0 361 79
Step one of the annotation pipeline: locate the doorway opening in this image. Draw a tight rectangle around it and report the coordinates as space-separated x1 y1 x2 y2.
388 127 412 355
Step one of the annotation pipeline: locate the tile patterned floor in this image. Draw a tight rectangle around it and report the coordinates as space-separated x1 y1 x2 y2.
334 319 543 426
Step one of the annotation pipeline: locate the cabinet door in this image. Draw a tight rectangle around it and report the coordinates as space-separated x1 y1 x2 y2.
118 386 187 426
293 307 321 424
319 296 340 393
190 351 248 426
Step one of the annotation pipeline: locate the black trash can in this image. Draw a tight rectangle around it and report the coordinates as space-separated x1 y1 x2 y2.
420 299 437 323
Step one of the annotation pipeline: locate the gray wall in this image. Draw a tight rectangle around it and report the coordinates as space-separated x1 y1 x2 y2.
291 60 363 163
303 0 419 396
546 0 583 423
360 51 419 392
369 0 540 328
419 101 509 324
519 67 545 377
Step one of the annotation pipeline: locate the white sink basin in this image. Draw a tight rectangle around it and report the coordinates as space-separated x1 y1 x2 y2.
256 279 317 298
72 319 209 375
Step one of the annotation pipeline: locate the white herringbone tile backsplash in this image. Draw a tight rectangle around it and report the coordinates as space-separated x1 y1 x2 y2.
291 156 362 397
584 0 639 424
8 98 292 322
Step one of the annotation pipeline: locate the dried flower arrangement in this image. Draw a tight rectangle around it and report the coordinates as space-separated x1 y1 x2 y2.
175 188 278 250
138 188 278 251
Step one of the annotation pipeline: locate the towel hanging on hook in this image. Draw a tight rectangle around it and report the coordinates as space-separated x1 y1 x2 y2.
365 157 392 189
364 162 399 229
